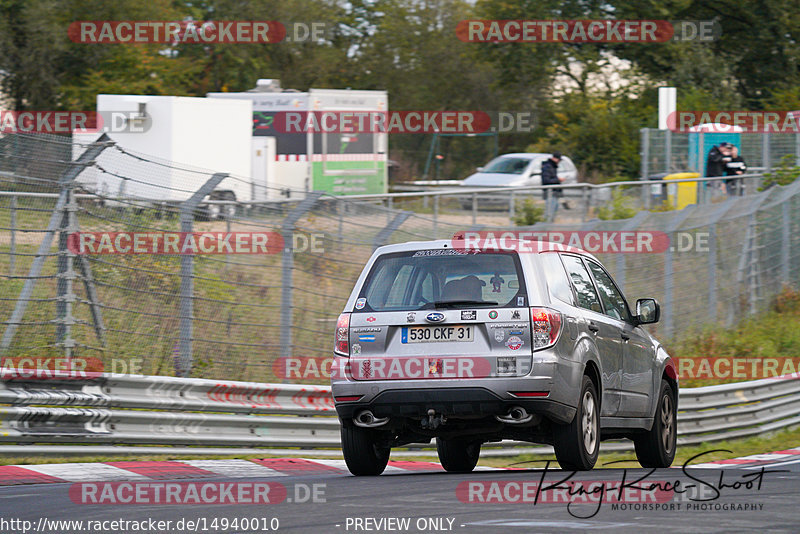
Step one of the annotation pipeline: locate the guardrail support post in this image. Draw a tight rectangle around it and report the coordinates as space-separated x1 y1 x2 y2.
582 186 590 222
664 129 672 174
640 128 649 180
177 172 229 377
795 133 800 167
472 192 477 225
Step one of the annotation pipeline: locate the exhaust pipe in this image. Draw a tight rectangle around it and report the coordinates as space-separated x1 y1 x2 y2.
354 410 390 428
495 406 534 424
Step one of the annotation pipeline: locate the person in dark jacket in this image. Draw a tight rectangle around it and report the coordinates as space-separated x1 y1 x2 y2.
541 152 563 222
705 143 732 177
724 145 747 196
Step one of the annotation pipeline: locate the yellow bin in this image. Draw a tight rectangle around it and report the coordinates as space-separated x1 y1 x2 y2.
663 172 700 210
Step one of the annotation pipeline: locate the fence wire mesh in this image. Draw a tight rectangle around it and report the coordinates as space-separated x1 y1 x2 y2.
1 133 799 383
641 128 800 178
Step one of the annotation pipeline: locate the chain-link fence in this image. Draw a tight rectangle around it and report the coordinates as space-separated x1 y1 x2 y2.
1 133 799 383
640 128 800 178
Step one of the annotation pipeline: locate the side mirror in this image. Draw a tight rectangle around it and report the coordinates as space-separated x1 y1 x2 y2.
636 298 660 325
476 167 484 172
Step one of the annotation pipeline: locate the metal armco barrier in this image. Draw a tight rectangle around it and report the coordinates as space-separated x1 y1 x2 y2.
1 373 799 457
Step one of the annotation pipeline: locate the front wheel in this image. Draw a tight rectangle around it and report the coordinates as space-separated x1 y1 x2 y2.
341 424 390 476
634 380 677 468
553 375 599 470
436 438 481 473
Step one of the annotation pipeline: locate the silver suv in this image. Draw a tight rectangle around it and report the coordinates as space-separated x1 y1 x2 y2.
331 239 678 474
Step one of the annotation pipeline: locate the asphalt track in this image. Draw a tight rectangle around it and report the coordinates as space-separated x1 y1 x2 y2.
1 458 799 534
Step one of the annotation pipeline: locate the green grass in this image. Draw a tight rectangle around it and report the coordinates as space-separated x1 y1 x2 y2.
668 286 800 387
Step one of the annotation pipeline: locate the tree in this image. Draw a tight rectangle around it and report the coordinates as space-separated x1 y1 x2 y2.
611 0 800 108
0 0 179 110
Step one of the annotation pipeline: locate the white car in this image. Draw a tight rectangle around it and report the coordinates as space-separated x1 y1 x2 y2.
462 153 579 187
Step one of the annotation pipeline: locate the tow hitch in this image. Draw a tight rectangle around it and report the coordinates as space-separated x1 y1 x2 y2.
421 409 447 430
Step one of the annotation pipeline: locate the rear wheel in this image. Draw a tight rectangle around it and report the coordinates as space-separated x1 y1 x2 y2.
634 380 677 468
341 424 390 476
436 437 481 473
553 375 599 470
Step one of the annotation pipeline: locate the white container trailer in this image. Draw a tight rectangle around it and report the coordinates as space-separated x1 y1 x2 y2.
208 82 388 198
74 94 255 207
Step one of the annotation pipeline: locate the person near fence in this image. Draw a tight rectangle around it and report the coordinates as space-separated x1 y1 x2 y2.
541 152 564 222
724 145 747 196
705 142 732 177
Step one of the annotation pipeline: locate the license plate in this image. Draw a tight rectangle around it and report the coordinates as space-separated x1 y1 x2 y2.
401 325 474 343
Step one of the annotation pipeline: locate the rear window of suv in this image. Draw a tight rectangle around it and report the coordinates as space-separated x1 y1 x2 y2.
359 250 527 312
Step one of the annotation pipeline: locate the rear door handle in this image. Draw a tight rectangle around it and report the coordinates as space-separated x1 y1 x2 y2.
620 331 630 341
588 321 599 333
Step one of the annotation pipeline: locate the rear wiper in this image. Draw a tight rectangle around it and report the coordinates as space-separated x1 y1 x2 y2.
430 299 499 309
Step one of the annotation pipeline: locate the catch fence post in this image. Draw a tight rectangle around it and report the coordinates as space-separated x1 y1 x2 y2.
177 172 229 377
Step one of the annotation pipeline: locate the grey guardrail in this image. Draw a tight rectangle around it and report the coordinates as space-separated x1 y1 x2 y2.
1 372 798 456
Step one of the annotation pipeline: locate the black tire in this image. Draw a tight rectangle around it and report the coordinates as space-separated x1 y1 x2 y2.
436 438 481 473
634 380 677 468
341 424 390 476
553 375 599 470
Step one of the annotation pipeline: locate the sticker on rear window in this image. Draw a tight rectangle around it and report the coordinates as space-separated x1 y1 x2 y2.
355 297 366 309
412 249 474 257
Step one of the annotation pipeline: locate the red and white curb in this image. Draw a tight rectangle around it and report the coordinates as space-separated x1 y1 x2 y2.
685 447 800 469
4 446 794 486
0 458 506 486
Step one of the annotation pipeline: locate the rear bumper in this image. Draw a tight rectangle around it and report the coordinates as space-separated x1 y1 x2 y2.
333 386 576 424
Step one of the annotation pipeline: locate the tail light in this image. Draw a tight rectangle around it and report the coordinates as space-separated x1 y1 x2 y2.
334 313 350 356
530 307 561 350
